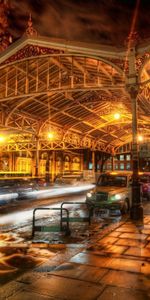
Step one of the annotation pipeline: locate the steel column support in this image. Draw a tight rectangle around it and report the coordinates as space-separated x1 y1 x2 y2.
126 34 143 221
35 136 40 177
45 151 51 184
130 87 143 220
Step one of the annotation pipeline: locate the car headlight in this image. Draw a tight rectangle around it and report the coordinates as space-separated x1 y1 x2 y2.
110 194 121 201
87 192 92 198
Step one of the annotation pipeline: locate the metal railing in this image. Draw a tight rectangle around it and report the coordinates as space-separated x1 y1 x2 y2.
32 207 70 239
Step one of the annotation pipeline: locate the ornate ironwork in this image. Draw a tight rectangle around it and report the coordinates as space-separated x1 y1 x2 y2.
136 51 150 71
25 14 37 37
1 45 64 65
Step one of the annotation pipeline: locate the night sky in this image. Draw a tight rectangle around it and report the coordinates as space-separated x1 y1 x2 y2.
8 0 150 46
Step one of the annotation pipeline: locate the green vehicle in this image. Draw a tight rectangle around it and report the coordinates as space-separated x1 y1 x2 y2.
86 172 132 215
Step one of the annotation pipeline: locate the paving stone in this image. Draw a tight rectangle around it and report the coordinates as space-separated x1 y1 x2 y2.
108 231 122 237
143 225 150 229
8 290 55 300
97 236 118 245
119 232 147 240
125 247 150 258
142 229 150 234
0 281 26 300
87 245 127 255
24 275 104 300
116 227 139 233
115 238 146 247
100 269 150 291
97 286 150 300
141 262 150 275
70 252 145 273
146 242 150 248
104 244 128 254
51 262 108 282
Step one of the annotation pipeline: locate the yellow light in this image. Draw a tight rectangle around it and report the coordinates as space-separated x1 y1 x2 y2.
47 132 54 139
138 172 144 175
138 135 143 142
110 172 117 175
0 136 5 142
114 113 120 120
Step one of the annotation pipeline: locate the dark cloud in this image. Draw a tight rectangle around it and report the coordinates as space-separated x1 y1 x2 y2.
8 0 150 45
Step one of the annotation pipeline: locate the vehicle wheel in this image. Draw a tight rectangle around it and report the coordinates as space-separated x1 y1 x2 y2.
121 200 129 214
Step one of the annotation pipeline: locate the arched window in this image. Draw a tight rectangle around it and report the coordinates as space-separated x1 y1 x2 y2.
64 155 70 171
72 156 80 171
56 156 62 174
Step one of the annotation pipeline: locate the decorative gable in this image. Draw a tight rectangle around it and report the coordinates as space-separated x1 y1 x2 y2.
1 44 64 65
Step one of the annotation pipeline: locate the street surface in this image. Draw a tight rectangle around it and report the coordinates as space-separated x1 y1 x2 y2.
0 187 149 290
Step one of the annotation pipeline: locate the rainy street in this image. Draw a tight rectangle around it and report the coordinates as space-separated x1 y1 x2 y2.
0 187 150 298
0 185 127 287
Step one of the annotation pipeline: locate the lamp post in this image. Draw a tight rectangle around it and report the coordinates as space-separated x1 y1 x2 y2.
126 33 143 220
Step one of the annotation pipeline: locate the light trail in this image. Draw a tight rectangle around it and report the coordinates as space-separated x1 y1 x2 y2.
0 185 94 228
32 184 94 199
0 196 85 227
0 183 94 205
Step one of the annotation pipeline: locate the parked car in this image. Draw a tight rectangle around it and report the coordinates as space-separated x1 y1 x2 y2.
86 171 132 214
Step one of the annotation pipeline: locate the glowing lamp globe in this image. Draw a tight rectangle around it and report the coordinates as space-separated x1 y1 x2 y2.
114 113 120 120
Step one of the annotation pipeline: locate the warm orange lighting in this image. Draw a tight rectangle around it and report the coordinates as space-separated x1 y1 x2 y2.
138 172 144 175
0 136 5 142
138 135 143 142
114 113 120 120
110 172 117 175
47 132 54 139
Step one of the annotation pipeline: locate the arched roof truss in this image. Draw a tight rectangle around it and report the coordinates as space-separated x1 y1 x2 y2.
0 37 150 153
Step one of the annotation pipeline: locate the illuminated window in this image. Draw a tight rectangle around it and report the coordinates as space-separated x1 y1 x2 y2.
72 156 80 171
89 162 93 170
126 163 131 170
107 163 112 170
126 154 131 161
115 164 119 170
120 155 124 161
114 156 119 161
120 163 124 170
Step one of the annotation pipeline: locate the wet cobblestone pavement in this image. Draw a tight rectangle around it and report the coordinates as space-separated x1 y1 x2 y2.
0 202 150 299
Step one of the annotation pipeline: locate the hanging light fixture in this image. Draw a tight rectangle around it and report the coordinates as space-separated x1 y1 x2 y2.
138 135 143 142
114 112 121 120
0 135 5 142
47 131 54 139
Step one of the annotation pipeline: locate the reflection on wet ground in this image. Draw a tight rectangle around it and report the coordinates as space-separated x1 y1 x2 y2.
0 204 123 286
0 199 149 288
